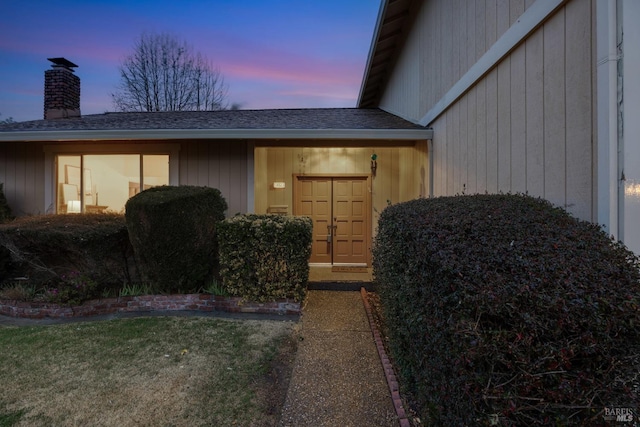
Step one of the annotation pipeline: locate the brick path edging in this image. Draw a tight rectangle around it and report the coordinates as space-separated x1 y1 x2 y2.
360 287 411 427
0 294 300 319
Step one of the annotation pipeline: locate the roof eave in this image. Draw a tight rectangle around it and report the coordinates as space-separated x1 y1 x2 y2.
357 0 389 108
0 128 433 142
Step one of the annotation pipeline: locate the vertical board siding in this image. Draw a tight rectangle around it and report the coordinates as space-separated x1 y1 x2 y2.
197 141 209 186
496 0 511 37
543 8 567 210
179 140 247 216
379 0 532 121
460 96 469 193
511 0 526 26
467 0 476 74
497 58 512 191
525 29 545 197
476 78 488 194
486 0 498 51
428 0 594 222
467 86 478 194
486 68 499 193
510 45 527 194
0 142 45 216
476 0 487 61
451 101 461 193
452 0 461 84
433 115 447 196
446 104 454 194
564 0 593 220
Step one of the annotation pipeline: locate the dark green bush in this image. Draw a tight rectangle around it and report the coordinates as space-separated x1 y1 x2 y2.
0 213 137 298
218 214 312 302
44 271 101 306
125 185 227 293
373 194 640 426
0 183 13 223
0 244 12 282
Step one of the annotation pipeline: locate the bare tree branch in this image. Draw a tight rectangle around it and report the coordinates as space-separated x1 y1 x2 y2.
112 32 228 112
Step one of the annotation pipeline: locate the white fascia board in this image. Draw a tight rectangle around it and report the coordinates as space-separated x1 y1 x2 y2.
419 0 566 126
0 128 433 142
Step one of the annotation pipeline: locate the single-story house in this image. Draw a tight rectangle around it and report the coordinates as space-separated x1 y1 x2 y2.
1 0 638 278
0 60 431 281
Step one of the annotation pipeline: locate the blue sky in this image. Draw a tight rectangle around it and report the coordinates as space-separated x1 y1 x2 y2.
0 0 380 122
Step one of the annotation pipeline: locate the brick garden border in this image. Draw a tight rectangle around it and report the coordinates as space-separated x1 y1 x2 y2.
0 294 300 319
361 287 411 427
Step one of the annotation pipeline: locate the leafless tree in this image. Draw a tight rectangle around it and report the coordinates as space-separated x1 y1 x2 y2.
0 113 14 124
112 32 228 112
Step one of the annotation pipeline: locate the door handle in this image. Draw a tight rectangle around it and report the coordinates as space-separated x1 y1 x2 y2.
327 225 333 243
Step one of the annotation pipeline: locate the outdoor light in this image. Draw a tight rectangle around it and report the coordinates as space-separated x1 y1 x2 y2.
371 153 378 176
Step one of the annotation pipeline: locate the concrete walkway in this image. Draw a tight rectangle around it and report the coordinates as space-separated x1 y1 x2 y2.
279 290 398 427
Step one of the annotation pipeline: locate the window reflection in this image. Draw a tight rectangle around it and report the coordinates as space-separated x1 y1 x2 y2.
56 154 169 213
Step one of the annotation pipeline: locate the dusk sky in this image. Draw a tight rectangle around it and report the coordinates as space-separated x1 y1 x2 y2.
0 0 380 123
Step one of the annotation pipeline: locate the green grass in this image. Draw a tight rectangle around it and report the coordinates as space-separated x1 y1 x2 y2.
0 403 27 427
0 316 296 426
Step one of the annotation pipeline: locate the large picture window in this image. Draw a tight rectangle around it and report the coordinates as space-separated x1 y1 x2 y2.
56 154 169 213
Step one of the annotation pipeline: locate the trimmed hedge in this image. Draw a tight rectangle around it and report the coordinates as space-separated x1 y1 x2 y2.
373 194 640 426
125 185 227 293
0 213 137 290
218 214 312 302
0 183 13 223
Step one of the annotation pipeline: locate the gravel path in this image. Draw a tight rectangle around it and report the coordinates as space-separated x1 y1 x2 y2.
278 290 398 427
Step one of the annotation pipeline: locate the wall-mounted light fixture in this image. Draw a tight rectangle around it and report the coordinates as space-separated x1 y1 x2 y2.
371 153 378 176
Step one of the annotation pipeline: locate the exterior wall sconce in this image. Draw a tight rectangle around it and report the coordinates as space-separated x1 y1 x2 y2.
371 153 378 176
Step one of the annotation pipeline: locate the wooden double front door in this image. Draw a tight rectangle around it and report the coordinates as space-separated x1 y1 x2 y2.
294 176 371 265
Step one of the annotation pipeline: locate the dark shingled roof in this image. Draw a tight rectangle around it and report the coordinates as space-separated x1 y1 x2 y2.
0 108 424 132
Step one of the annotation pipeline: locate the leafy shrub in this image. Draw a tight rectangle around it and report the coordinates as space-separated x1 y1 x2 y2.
125 185 227 293
0 243 12 282
0 213 138 293
373 194 640 426
218 214 312 302
44 271 100 305
0 281 37 301
0 183 13 224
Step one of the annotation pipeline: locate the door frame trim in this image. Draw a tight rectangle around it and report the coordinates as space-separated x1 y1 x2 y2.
292 174 372 266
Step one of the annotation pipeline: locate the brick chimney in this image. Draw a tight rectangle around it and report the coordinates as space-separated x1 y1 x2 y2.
44 58 80 119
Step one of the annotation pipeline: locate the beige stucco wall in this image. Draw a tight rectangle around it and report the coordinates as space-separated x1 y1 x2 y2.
254 143 428 233
378 0 595 221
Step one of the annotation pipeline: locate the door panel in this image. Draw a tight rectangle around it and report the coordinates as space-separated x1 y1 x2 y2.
296 178 332 263
333 178 367 264
295 176 369 265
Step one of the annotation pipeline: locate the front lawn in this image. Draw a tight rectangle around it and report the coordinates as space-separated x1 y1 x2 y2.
0 316 297 426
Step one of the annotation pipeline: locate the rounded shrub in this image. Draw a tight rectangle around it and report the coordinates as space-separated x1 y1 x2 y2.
125 185 227 293
0 213 136 291
373 194 640 426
